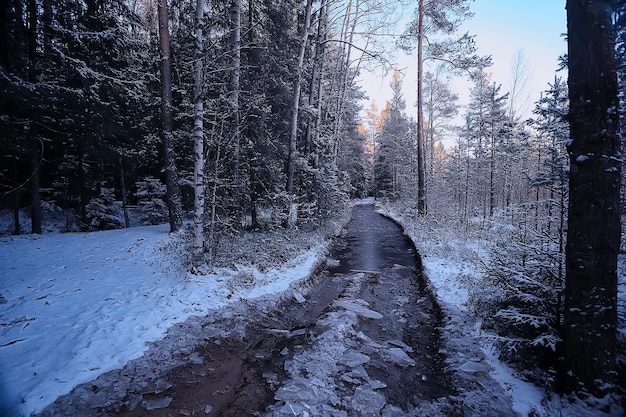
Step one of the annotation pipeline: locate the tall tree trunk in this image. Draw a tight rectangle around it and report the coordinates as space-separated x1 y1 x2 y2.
28 0 41 234
304 0 327 160
12 158 21 235
312 0 328 170
192 0 206 267
332 0 360 167
230 0 242 224
489 84 496 218
78 138 87 225
0 0 8 69
158 0 182 232
286 0 313 198
43 0 52 63
208 142 221 266
564 0 620 394
416 0 426 215
119 157 130 228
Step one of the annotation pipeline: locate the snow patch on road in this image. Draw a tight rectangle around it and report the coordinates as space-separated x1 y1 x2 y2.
264 273 421 417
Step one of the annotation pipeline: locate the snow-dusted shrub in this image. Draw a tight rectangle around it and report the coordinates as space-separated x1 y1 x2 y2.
472 209 564 383
312 163 350 221
136 177 168 225
84 187 125 231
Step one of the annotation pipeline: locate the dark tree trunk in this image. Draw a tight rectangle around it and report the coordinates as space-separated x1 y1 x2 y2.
416 0 426 215
157 0 182 232
30 141 42 234
28 0 41 234
119 157 130 228
564 0 620 394
43 0 52 63
230 0 242 224
12 158 21 235
78 138 87 225
0 0 9 69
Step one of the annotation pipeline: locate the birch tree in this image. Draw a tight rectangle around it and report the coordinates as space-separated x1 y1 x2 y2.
286 0 314 198
191 0 205 266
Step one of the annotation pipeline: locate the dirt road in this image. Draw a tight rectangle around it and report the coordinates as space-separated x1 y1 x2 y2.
37 204 516 417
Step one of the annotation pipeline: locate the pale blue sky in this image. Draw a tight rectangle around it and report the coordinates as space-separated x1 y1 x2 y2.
462 0 567 112
359 0 568 125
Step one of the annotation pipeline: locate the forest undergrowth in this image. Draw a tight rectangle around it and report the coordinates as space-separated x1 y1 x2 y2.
377 199 626 415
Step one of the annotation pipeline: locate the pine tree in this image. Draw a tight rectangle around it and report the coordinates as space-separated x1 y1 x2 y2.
460 70 509 221
401 0 490 215
564 0 621 393
158 0 183 233
374 70 412 200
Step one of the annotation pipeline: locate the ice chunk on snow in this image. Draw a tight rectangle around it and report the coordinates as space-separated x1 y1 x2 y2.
189 352 203 364
339 350 370 367
326 258 340 267
335 299 383 319
381 347 415 368
349 364 369 379
293 291 306 303
388 339 413 353
145 396 172 410
382 404 405 417
459 360 490 373
368 379 387 389
356 331 384 348
275 379 323 404
351 386 386 416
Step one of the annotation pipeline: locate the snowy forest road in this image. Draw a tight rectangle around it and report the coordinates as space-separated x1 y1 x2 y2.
118 204 455 416
38 204 515 417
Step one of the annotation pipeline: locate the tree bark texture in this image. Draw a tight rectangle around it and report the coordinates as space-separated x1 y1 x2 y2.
230 0 242 222
28 0 42 234
416 0 426 215
119 157 130 228
158 0 183 232
286 0 313 197
564 0 621 393
192 0 206 266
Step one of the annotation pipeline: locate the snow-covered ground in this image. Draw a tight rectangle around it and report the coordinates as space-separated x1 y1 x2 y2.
0 222 332 417
1 202 623 417
377 204 625 417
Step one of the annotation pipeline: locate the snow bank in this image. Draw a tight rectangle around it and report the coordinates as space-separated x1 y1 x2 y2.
377 204 625 417
0 223 331 417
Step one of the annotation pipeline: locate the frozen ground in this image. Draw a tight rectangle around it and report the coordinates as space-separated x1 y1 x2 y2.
0 201 624 416
377 203 625 417
0 214 340 417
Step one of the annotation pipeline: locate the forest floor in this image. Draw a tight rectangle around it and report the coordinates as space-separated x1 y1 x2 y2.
1 201 623 417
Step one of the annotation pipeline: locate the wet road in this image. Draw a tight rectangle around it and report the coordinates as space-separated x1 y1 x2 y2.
328 204 422 274
326 204 451 407
38 204 457 417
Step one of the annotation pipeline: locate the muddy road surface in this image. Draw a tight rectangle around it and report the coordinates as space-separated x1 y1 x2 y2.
37 204 511 417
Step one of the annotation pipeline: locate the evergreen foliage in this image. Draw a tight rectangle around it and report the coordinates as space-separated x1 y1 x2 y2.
0 0 371 237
